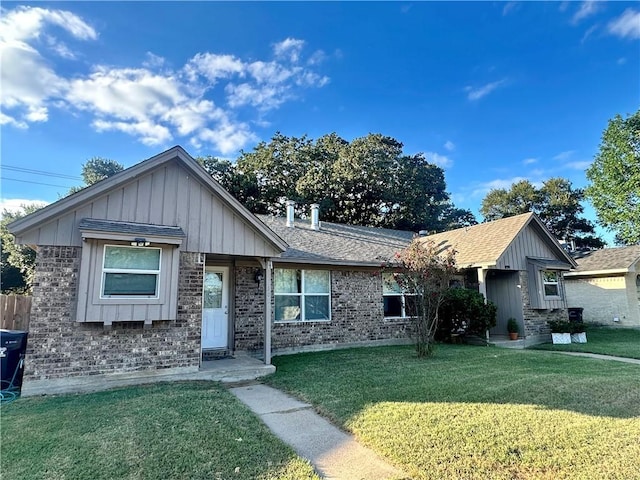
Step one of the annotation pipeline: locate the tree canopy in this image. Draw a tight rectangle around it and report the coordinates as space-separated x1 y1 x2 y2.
67 157 125 195
480 178 604 249
1 204 42 293
199 132 475 232
586 109 640 245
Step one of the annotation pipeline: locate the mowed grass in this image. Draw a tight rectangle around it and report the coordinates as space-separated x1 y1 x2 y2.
1 382 319 480
532 326 640 359
267 345 640 480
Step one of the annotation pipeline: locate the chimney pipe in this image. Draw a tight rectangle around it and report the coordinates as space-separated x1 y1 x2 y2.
310 204 320 230
285 200 295 227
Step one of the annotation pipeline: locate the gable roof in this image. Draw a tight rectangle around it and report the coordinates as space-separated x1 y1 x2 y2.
565 245 640 276
8 146 287 253
257 215 414 266
418 212 577 269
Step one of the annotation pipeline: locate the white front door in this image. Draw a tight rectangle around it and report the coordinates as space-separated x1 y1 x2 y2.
202 267 229 350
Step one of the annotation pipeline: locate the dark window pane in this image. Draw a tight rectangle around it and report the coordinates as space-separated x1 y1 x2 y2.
305 295 330 320
104 273 157 296
544 284 559 296
404 295 418 317
384 295 402 317
275 295 301 321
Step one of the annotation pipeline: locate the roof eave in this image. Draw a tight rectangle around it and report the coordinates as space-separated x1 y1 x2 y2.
564 268 630 277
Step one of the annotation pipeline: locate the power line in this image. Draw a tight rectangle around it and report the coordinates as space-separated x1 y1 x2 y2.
0 177 74 189
2 165 82 181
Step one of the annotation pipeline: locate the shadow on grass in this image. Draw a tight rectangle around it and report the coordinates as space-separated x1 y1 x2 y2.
266 344 640 420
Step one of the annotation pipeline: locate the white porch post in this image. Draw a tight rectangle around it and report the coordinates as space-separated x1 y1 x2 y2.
264 258 272 365
477 267 489 340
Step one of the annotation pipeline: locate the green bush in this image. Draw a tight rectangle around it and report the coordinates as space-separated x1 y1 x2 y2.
436 288 497 340
507 318 519 334
549 320 572 333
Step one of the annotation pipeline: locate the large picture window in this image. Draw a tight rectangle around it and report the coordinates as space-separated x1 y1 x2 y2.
542 270 560 298
274 269 330 322
101 245 161 298
383 273 416 318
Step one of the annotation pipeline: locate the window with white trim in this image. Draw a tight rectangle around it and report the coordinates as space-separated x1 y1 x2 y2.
274 269 330 322
383 273 416 318
101 245 161 298
542 270 560 298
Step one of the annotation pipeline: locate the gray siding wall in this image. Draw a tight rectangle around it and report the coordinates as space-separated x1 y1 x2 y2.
487 270 524 335
497 224 561 270
76 239 181 323
17 161 281 258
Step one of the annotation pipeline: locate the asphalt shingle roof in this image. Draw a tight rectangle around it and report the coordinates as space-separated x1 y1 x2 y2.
78 218 186 238
418 213 534 267
256 215 414 265
571 245 640 273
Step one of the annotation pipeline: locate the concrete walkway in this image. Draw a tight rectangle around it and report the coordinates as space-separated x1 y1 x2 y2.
229 384 405 480
550 351 640 365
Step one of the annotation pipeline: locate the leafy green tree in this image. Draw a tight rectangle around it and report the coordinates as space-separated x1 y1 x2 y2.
586 110 640 245
387 239 457 357
1 204 43 293
480 178 603 249
67 157 125 195
207 132 456 232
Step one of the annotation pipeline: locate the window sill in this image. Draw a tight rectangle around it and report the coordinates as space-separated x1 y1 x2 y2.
94 297 164 305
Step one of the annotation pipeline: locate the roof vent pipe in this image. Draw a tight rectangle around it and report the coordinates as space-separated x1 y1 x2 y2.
418 230 429 237
310 204 320 230
285 200 295 228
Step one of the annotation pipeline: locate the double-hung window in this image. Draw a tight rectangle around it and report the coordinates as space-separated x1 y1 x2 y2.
274 269 331 322
542 270 560 298
383 273 416 318
101 245 161 298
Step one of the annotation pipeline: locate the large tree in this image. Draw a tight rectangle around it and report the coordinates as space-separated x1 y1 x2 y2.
67 157 125 195
1 204 43 293
480 178 604 249
586 110 640 245
201 132 465 232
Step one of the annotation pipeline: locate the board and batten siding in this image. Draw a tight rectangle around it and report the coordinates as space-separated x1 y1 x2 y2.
495 224 560 271
487 271 524 334
15 160 281 258
76 239 180 324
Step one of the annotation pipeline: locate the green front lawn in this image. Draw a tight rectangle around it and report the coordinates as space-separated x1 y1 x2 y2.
532 326 640 359
1 382 319 480
267 344 640 480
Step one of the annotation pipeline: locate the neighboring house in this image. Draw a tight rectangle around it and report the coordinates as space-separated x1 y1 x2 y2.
418 213 577 344
564 246 640 327
7 146 414 385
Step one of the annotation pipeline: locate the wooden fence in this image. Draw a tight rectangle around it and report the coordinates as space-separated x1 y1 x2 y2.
0 295 32 331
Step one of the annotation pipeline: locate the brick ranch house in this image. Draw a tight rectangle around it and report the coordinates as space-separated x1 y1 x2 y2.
8 146 576 386
565 246 640 327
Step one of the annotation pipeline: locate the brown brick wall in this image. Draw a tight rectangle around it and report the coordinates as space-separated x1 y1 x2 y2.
519 271 568 337
233 268 410 353
25 248 202 380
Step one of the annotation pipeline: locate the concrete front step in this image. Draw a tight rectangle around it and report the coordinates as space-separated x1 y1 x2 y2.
21 356 274 397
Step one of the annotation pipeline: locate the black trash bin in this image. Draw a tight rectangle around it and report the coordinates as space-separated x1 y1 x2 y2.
568 307 584 323
1 329 29 402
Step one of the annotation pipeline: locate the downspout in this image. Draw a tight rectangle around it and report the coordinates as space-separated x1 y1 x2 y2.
264 258 273 365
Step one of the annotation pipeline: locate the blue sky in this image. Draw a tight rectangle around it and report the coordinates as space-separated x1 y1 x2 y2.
1 2 638 243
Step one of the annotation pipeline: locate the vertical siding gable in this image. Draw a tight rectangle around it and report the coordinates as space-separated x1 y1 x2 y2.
497 224 563 270
14 160 282 257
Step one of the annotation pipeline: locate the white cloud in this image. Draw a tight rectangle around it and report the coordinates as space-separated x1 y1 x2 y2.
565 160 591 170
0 198 48 216
444 140 456 151
572 1 600 24
608 9 640 39
471 176 528 198
522 158 538 165
465 79 507 101
0 6 330 155
425 152 453 168
273 38 305 63
553 150 575 161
